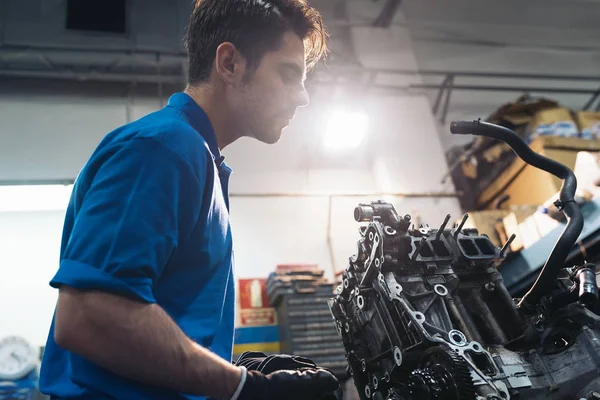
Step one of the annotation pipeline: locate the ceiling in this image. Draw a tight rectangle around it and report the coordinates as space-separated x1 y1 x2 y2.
0 0 599 181
2 0 598 82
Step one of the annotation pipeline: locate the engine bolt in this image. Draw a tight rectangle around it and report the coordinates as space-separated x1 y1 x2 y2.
393 346 403 366
357 295 365 310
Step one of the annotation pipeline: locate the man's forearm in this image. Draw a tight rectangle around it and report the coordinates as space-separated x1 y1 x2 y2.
54 286 241 398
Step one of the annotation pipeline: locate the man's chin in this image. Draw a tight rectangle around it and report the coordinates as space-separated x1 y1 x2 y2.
256 130 283 145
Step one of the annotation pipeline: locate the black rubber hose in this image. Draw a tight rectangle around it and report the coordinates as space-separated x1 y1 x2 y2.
449 120 584 312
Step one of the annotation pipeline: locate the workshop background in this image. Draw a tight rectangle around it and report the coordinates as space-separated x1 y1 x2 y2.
1 0 600 399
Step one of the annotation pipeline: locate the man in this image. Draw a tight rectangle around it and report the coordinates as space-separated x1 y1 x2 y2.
39 0 338 399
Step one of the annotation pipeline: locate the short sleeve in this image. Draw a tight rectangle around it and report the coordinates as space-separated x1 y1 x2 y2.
51 138 206 303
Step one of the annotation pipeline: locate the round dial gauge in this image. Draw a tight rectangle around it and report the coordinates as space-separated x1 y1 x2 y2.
0 336 38 381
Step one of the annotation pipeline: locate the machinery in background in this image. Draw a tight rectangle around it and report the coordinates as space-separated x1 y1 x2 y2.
266 266 348 380
0 336 43 400
329 120 600 399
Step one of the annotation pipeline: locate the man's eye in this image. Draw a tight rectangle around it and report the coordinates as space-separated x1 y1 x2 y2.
281 72 295 83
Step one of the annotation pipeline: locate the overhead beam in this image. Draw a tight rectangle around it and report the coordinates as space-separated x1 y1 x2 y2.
317 67 600 82
372 0 402 28
0 44 186 58
0 68 184 84
410 83 600 95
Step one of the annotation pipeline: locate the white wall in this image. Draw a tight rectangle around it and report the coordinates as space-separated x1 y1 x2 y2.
0 88 163 182
0 210 65 347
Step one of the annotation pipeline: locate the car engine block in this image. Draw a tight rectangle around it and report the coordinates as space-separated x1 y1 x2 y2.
328 120 600 400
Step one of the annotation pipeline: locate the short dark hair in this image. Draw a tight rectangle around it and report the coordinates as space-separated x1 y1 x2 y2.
184 0 328 84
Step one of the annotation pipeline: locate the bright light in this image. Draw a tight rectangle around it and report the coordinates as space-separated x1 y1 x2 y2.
324 110 369 150
0 185 73 212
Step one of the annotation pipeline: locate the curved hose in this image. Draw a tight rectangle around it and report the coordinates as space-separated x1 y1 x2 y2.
450 120 584 312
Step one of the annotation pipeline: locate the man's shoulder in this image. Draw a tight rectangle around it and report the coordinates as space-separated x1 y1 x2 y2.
134 108 213 161
101 107 214 174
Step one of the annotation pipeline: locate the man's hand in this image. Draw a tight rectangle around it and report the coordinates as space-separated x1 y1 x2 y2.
237 368 339 400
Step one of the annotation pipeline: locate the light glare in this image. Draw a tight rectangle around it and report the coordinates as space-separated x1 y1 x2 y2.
0 185 73 212
324 111 369 150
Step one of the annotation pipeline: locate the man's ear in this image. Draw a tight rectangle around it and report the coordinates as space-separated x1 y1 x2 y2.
214 42 247 85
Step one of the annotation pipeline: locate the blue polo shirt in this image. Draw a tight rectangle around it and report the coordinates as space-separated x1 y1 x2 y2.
39 92 236 400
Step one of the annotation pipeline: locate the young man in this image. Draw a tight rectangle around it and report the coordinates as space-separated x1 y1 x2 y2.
39 0 338 399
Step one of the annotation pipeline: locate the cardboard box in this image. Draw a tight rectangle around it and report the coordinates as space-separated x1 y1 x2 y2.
487 94 559 137
461 210 511 247
574 111 600 139
533 211 561 237
528 107 579 139
478 136 600 209
500 206 538 252
498 206 559 253
451 101 583 210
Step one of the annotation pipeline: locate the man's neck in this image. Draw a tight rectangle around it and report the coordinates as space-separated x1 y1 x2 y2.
184 85 239 151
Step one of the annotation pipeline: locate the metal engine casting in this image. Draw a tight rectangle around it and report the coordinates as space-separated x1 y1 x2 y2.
328 120 600 400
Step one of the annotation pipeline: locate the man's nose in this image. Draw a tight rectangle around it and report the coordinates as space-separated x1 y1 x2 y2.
294 85 310 108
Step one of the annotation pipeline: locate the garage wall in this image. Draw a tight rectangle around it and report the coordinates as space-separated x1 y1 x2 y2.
0 80 165 182
0 210 66 348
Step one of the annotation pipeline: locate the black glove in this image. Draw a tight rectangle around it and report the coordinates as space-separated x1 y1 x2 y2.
237 367 340 400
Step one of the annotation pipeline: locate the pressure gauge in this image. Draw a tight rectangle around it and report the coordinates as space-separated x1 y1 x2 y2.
0 336 38 381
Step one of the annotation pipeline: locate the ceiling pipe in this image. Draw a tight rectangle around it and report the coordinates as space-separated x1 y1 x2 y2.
315 67 600 82
0 68 183 84
0 44 186 58
372 0 402 28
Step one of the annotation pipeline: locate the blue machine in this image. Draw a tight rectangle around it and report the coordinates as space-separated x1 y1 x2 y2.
0 369 39 400
502 197 600 296
0 336 43 400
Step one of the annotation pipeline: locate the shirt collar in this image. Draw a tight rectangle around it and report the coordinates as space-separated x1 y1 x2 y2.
167 92 222 162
